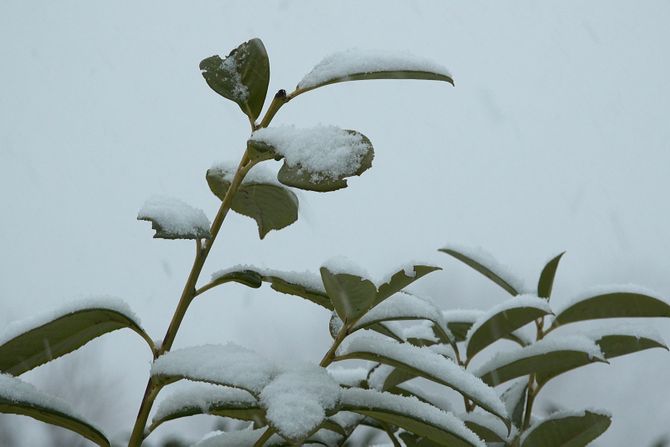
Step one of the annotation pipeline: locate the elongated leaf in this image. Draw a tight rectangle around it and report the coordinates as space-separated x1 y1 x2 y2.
276 132 374 192
551 291 670 329
320 268 377 322
439 248 520 296
383 367 417 391
339 389 483 447
0 304 154 376
200 38 270 121
294 49 453 97
376 266 441 304
537 252 565 299
521 410 611 447
500 379 527 429
462 419 505 443
150 388 263 433
0 374 109 446
466 297 552 359
595 334 667 359
137 196 211 240
203 269 264 292
264 274 332 310
442 310 484 342
337 334 508 424
476 337 607 387
206 168 299 239
399 432 443 447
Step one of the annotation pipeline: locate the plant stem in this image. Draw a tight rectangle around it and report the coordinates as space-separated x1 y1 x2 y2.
258 90 289 128
127 152 256 447
382 423 402 447
253 427 276 447
320 323 350 367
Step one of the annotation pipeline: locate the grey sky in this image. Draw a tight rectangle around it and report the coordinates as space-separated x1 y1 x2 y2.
1 1 669 445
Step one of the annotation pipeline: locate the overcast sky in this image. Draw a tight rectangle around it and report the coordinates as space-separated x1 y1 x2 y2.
1 1 670 445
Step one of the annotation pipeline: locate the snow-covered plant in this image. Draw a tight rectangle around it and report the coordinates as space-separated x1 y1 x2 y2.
2 38 667 447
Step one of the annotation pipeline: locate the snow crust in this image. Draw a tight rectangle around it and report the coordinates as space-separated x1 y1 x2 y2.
466 295 552 342
400 321 439 343
219 55 248 101
472 335 605 378
322 256 371 278
211 265 325 292
0 296 141 346
520 408 611 444
354 293 451 340
338 332 506 417
138 196 210 237
297 49 452 90
340 388 484 447
0 373 99 431
396 381 454 412
260 364 340 440
583 324 666 345
442 309 485 324
329 411 364 431
327 366 370 387
208 161 283 186
152 383 256 423
443 244 527 293
151 344 276 394
250 125 370 181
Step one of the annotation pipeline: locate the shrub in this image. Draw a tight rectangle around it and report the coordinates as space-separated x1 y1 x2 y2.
0 38 667 447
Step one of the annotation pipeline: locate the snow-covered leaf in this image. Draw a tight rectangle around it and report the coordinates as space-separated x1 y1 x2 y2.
460 412 508 443
0 373 109 446
551 288 670 329
200 38 270 122
339 388 484 447
474 336 607 387
588 326 668 359
250 126 374 192
353 293 452 342
336 333 508 424
500 379 527 429
194 428 284 447
375 265 442 304
151 344 276 395
0 299 153 375
294 49 453 96
466 296 552 359
207 164 299 239
209 266 332 309
150 384 262 432
439 247 523 296
537 252 565 299
521 409 611 447
442 310 484 342
260 365 340 442
320 268 377 322
137 196 211 240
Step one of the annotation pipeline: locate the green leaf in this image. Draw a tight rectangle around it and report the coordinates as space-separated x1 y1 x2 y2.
336 336 508 424
383 367 417 391
375 265 442 305
551 291 670 329
521 410 611 447
594 334 668 359
204 269 264 291
0 374 110 446
537 252 565 299
320 268 377 322
294 56 454 97
466 297 552 359
277 131 374 192
149 396 263 433
398 432 443 447
462 419 505 443
476 338 607 387
439 248 520 296
200 38 270 121
263 274 333 310
206 167 299 239
0 305 154 376
340 389 480 447
441 311 483 342
137 197 211 240
500 379 527 429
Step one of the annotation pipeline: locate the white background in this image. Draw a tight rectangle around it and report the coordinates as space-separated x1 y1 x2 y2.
1 1 669 445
